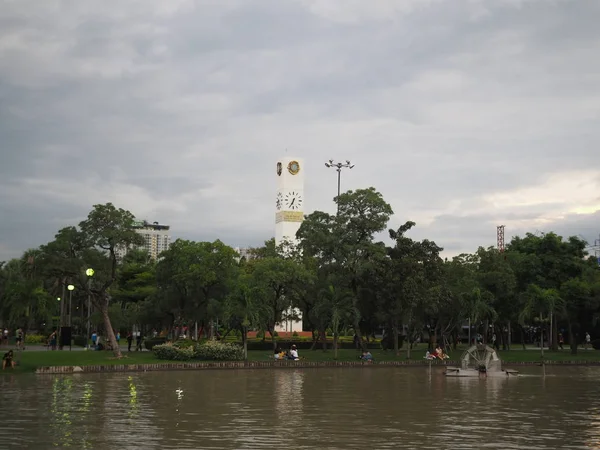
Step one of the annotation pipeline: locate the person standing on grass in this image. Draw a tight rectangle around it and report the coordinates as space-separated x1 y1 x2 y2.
16 328 23 350
558 333 564 350
585 332 591 349
127 332 133 352
136 332 143 351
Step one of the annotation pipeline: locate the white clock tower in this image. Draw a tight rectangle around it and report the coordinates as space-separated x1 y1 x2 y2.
275 157 304 246
274 156 304 334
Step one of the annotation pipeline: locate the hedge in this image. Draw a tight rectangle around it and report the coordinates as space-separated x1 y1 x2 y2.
153 340 244 361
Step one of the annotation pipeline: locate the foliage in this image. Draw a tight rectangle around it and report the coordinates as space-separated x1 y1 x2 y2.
194 340 244 361
153 343 195 361
25 334 46 344
2 189 600 360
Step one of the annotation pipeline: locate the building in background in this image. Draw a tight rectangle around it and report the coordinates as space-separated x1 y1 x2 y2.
116 220 171 260
234 247 257 262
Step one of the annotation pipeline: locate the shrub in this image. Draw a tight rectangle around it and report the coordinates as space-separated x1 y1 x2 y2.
153 343 194 361
256 330 265 339
292 331 299 337
174 338 195 349
144 337 167 351
194 340 244 361
25 334 46 344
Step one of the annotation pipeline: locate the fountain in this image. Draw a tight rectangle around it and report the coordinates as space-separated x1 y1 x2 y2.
444 344 519 377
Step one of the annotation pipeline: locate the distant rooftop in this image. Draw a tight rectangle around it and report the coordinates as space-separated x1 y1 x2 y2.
132 220 170 231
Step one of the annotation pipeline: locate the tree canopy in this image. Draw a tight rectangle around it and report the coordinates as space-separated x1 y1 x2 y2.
1 189 599 359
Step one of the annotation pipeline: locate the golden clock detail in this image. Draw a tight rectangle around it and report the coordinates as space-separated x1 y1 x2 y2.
287 160 300 175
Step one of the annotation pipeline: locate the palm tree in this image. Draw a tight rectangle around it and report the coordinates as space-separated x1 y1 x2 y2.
316 283 357 360
518 284 562 359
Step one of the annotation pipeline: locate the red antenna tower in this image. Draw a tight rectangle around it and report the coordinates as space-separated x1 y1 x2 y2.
497 225 505 253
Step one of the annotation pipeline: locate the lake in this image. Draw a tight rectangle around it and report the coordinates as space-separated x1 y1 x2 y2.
0 366 598 449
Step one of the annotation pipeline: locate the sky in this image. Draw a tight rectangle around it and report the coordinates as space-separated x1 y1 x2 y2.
1 0 599 261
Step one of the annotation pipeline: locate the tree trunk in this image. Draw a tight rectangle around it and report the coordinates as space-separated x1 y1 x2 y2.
551 315 558 351
568 320 577 355
392 321 400 356
241 327 248 360
353 320 367 352
483 320 489 345
320 327 327 351
507 321 511 351
100 301 121 358
269 325 277 351
333 333 339 360
520 325 526 350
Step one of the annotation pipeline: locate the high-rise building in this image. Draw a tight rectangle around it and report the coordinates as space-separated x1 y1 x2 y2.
116 220 171 260
274 156 304 333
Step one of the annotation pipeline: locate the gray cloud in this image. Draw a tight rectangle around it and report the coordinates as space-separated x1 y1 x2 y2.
1 0 599 260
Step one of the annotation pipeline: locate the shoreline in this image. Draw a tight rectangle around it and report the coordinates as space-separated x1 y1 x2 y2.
34 359 600 374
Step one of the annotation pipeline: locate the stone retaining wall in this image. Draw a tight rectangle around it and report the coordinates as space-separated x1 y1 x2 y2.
34 359 600 374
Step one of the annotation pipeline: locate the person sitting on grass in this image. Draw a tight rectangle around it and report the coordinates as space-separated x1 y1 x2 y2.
360 351 374 362
288 345 299 360
2 350 15 370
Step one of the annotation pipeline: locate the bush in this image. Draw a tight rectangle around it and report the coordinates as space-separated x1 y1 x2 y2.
144 337 167 351
25 334 46 344
174 338 195 348
194 341 244 361
153 343 195 361
591 339 600 350
292 331 299 337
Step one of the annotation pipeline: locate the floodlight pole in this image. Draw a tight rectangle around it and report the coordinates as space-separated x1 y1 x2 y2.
324 160 355 214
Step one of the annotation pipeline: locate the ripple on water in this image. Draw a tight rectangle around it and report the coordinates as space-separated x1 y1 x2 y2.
1 367 600 449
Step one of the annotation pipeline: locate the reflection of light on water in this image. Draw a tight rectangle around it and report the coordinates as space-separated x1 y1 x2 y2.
50 377 75 447
128 376 138 420
79 383 93 413
175 386 184 428
274 370 305 420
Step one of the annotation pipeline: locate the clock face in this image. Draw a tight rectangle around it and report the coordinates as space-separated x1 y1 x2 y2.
276 192 283 210
287 160 300 175
284 191 303 210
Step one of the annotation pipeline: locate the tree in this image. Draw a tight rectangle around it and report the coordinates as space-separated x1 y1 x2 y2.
314 282 355 359
518 284 562 359
78 203 145 358
156 239 239 338
247 254 311 350
297 187 393 351
381 221 444 356
223 269 267 359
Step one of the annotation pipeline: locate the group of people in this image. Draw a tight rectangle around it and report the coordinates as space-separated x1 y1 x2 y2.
274 345 300 360
424 346 449 360
2 328 24 350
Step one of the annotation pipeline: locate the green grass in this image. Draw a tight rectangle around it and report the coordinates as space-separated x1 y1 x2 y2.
3 344 600 374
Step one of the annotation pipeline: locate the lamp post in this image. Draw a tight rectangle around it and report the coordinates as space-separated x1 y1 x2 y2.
324 159 354 213
67 284 75 351
67 285 75 327
86 268 94 350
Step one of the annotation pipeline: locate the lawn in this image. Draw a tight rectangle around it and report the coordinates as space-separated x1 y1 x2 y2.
3 345 600 374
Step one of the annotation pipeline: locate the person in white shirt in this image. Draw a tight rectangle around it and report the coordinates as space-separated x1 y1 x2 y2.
289 345 299 360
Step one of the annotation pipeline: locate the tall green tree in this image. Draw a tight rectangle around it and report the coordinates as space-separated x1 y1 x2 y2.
156 239 239 338
298 187 393 351
78 203 145 358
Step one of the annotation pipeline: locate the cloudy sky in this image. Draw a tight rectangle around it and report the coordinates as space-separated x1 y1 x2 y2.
1 0 599 261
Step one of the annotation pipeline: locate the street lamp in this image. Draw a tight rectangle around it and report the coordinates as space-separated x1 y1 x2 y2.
324 159 355 213
86 268 94 350
67 285 75 327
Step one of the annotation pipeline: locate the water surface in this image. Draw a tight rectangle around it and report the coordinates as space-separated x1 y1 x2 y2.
0 366 597 449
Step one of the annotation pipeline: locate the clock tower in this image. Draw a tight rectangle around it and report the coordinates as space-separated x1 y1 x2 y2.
275 156 304 246
274 156 304 335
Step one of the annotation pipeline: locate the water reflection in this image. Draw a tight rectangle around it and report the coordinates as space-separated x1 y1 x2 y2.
3 367 600 449
274 369 305 418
